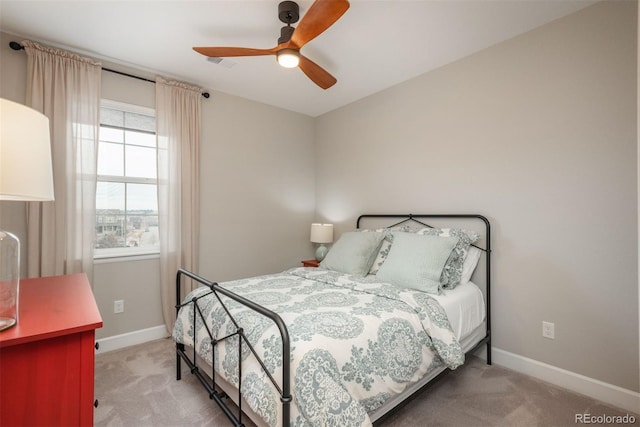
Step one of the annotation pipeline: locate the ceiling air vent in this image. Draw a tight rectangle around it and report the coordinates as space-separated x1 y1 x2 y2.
206 57 236 69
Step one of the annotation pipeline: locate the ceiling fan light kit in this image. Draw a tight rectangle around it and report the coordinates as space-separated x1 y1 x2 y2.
193 0 350 89
277 48 300 68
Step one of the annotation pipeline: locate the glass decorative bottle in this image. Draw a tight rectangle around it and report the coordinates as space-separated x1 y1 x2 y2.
0 230 19 331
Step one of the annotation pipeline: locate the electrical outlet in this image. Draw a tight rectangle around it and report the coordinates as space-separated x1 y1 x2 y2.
542 321 555 339
114 300 124 314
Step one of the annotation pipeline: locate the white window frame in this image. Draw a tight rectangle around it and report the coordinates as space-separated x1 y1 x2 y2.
94 99 159 260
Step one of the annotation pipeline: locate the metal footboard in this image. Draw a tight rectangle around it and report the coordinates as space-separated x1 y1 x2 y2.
175 268 292 427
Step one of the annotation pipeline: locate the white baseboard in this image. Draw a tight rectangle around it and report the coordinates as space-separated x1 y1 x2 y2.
95 325 169 354
492 347 640 414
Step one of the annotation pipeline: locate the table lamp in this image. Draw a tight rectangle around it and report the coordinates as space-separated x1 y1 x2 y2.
310 223 333 261
0 98 54 331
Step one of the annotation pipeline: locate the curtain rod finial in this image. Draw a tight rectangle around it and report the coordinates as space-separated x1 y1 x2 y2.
9 41 24 51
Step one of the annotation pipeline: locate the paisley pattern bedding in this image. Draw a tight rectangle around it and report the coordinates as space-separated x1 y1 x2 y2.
173 267 464 427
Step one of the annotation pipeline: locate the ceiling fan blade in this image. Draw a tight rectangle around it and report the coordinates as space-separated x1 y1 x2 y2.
298 54 337 89
193 46 278 58
290 0 350 48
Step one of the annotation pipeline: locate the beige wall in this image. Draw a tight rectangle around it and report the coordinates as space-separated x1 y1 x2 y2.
0 31 316 338
199 91 316 282
93 257 163 338
316 0 638 392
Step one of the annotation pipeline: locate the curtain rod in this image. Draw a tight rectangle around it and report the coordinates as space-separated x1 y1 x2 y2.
9 41 210 99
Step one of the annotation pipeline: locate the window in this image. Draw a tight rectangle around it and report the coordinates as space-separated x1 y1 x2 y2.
95 101 158 258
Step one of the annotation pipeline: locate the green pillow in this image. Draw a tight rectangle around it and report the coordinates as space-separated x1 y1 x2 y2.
320 231 385 276
376 232 459 294
416 227 479 289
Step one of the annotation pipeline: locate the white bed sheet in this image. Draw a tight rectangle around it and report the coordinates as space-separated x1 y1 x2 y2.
430 280 486 341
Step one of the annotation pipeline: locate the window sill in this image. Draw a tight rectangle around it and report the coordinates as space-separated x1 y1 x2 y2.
94 251 160 264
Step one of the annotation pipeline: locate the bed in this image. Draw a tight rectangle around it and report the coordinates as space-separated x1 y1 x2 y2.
173 214 491 426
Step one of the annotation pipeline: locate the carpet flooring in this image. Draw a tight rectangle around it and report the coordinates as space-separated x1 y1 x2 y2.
94 338 638 426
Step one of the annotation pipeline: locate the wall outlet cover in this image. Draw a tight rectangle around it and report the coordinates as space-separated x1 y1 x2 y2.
114 300 124 314
542 321 555 339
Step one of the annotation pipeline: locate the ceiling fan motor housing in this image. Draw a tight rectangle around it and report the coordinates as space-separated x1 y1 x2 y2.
278 1 300 24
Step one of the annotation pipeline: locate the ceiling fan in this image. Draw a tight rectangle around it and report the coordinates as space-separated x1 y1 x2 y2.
193 0 350 90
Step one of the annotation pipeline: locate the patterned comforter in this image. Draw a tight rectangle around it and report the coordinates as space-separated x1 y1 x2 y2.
173 267 464 427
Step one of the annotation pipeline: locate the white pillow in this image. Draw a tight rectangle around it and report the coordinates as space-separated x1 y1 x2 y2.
460 246 482 285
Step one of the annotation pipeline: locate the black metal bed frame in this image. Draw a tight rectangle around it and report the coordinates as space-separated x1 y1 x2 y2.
175 213 491 427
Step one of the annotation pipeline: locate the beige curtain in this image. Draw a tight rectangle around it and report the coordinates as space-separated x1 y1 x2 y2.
23 40 101 281
156 77 201 334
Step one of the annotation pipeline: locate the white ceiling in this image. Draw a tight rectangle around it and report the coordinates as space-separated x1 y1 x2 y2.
0 0 595 117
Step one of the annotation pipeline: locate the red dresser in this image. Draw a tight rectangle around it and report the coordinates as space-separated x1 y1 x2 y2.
0 273 103 426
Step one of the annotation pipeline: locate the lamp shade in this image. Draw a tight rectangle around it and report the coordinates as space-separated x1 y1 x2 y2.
0 98 54 201
310 223 333 244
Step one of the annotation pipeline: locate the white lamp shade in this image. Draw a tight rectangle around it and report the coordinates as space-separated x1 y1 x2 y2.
0 99 54 201
310 223 333 244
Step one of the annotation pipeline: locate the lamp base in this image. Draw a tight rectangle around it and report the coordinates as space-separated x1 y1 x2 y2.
315 244 328 261
0 230 19 331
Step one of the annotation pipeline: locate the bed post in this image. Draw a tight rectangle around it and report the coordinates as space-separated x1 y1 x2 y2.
479 215 492 365
176 270 183 380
